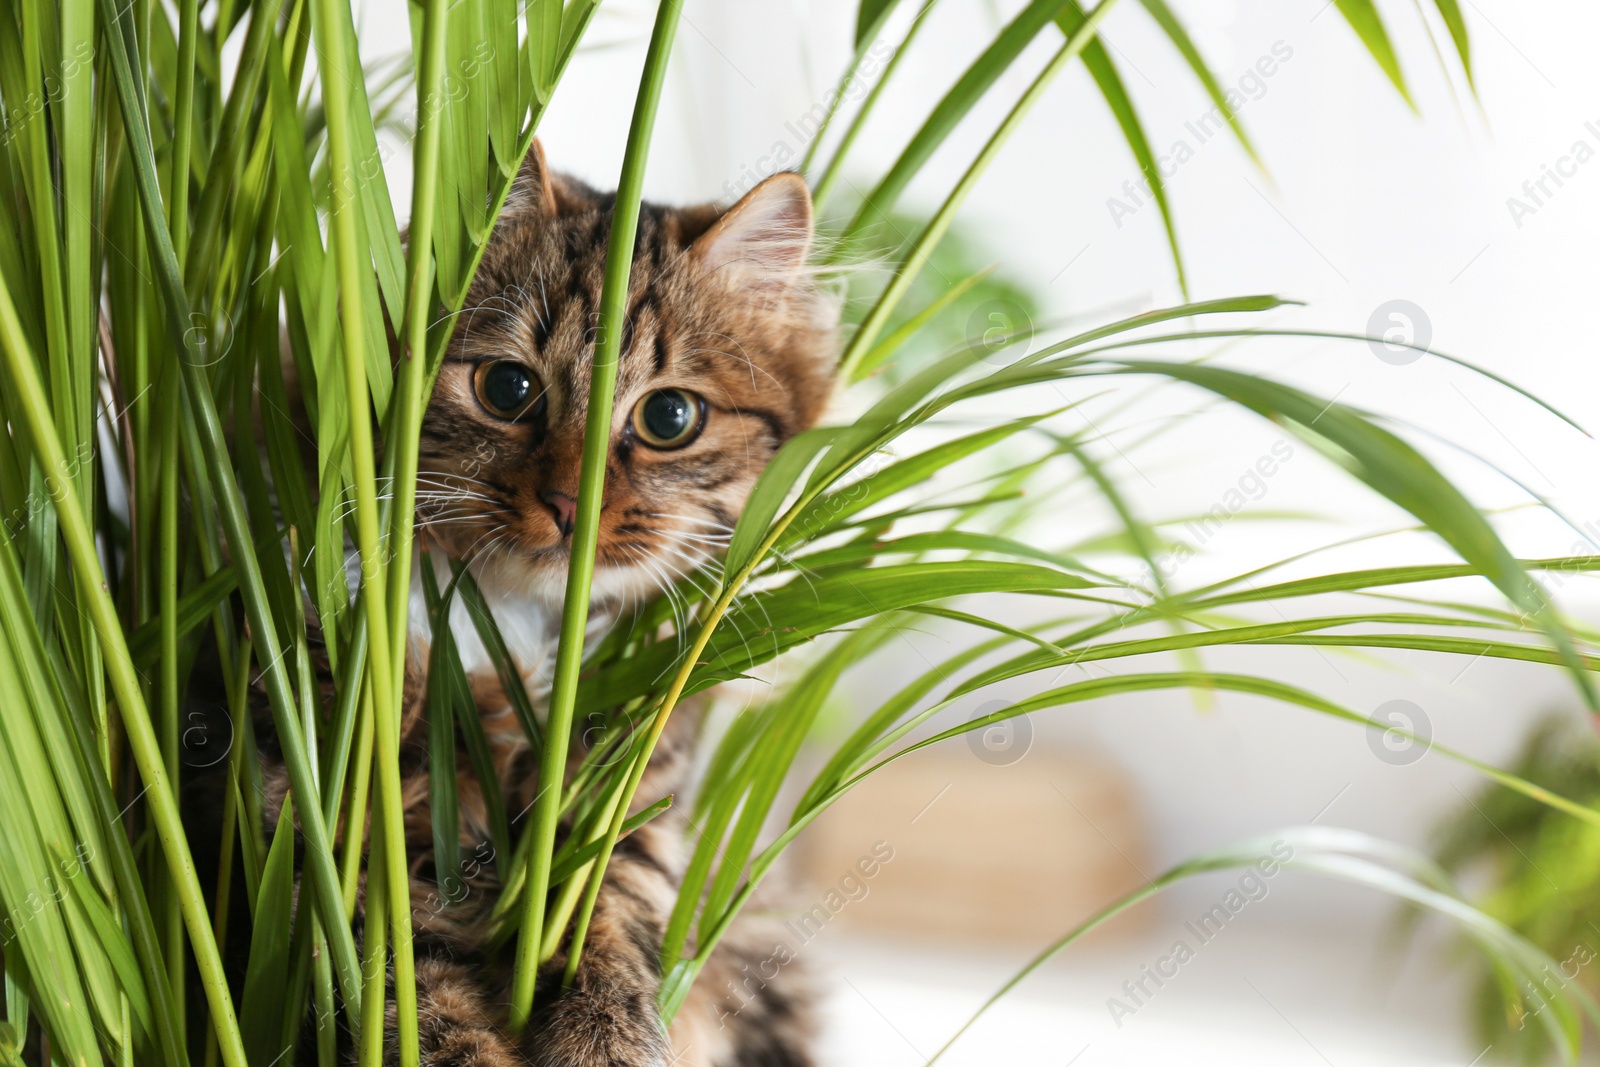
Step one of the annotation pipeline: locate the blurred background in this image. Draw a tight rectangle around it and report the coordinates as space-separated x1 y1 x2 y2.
360 2 1600 1062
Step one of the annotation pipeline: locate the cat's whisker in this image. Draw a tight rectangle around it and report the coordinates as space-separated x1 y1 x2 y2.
415 494 497 513
452 297 514 321
648 544 728 621
680 329 785 391
414 483 496 498
623 546 688 639
415 493 496 510
415 514 494 533
457 533 506 579
414 504 493 519
683 347 785 393
653 533 730 575
480 533 519 573
416 470 497 486
458 520 513 560
416 501 490 515
652 537 725 579
666 564 720 609
466 531 502 559
329 496 397 525
415 478 498 497
327 481 400 524
652 541 712 579
641 547 698 625
666 531 732 549
652 518 732 537
646 512 737 534
672 559 726 589
640 550 689 617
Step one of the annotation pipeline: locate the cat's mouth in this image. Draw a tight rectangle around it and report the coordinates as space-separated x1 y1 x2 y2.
414 467 734 607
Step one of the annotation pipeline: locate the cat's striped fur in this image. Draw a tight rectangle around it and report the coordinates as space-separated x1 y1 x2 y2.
236 144 837 1065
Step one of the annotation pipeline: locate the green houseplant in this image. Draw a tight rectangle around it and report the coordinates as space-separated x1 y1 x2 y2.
0 0 1596 1064
1429 714 1600 1064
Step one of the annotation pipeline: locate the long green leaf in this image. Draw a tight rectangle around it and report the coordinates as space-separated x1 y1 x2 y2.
1061 2 1186 295
508 0 688 1028
1099 359 1596 709
95 0 365 1027
840 0 1072 248
1333 0 1413 107
929 827 1594 1061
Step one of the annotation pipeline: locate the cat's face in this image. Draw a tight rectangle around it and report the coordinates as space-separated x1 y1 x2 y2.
418 145 836 604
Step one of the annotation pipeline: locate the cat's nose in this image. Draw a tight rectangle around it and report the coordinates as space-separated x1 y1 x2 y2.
540 490 577 539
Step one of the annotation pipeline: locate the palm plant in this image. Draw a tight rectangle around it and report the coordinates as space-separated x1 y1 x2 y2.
1430 714 1600 1065
0 0 1593 1065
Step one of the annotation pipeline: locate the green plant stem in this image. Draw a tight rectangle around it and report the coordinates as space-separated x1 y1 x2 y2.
311 918 337 1067
94 0 365 1018
559 744 644 988
204 637 252 1067
157 367 185 1043
836 0 1070 253
505 0 687 1032
622 457 907 1001
648 375 1071 1011
60 0 95 498
384 0 449 727
548 744 640 969
183 0 277 283
357 827 389 1067
0 277 248 1067
799 0 909 175
409 1 601 395
811 0 939 212
309 0 415 1056
540 846 601 963
838 0 1120 379
369 0 599 722
320 611 369 830
340 682 377 913
169 0 198 261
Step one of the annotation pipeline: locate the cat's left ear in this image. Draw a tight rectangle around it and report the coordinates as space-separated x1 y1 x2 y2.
508 138 560 217
690 172 813 291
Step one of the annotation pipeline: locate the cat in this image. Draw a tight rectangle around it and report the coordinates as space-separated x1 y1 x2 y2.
230 142 839 1067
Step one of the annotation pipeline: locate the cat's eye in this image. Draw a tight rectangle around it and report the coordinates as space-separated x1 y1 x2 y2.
473 361 545 422
631 389 704 449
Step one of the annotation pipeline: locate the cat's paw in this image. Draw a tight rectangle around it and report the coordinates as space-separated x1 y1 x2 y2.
524 988 671 1067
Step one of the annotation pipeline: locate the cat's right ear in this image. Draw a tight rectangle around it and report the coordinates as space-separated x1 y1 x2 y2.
507 139 559 217
690 172 813 292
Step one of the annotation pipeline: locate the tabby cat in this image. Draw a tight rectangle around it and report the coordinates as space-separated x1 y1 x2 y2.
236 144 838 1065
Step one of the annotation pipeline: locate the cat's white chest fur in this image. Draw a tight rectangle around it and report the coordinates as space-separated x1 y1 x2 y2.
405 548 614 711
